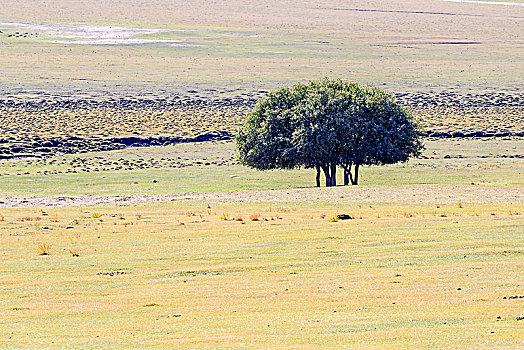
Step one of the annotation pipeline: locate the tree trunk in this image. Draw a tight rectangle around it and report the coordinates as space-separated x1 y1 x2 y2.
351 164 360 185
343 163 352 186
315 166 321 187
330 163 337 186
321 165 332 187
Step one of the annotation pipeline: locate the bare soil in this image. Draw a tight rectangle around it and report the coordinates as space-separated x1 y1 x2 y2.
1 184 522 208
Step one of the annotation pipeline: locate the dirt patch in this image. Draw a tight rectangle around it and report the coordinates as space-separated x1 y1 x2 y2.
0 184 521 208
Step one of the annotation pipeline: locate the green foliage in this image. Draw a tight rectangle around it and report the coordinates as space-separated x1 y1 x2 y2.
236 78 423 186
236 83 308 170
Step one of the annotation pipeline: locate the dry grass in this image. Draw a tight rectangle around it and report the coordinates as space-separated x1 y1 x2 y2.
0 100 250 140
0 193 522 348
0 1 522 346
0 0 522 96
36 243 51 255
68 248 80 257
0 138 521 347
249 213 261 221
328 215 339 222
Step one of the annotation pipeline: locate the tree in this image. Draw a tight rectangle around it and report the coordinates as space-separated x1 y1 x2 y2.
236 83 306 171
236 79 423 186
338 86 424 185
292 79 359 186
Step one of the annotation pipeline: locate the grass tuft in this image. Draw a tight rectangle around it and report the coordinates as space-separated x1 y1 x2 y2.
37 243 52 255
249 213 261 221
68 248 80 257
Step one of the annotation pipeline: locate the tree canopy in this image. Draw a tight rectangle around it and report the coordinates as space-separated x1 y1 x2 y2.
236 79 423 186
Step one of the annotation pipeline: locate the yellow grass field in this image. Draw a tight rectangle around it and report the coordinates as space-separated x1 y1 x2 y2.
0 139 522 349
0 0 523 348
1 189 522 348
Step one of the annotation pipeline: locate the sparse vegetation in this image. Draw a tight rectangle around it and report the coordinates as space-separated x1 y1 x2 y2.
68 248 80 257
249 213 261 221
328 215 339 222
36 243 52 255
1 188 521 348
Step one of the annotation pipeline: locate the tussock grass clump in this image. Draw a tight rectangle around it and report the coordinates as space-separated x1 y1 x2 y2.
37 243 51 255
142 303 159 307
249 213 261 221
18 217 41 222
68 248 80 257
329 216 339 222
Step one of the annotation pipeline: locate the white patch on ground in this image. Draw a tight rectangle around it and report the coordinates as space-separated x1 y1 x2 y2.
0 21 195 46
52 38 182 45
437 0 524 6
169 43 204 48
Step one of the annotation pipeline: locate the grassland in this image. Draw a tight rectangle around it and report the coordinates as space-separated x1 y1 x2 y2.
1 92 522 138
0 91 522 162
0 138 521 197
1 198 522 348
0 139 522 348
0 0 523 96
0 0 522 348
